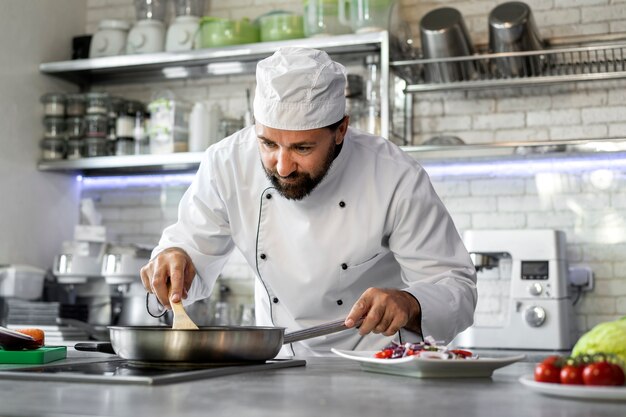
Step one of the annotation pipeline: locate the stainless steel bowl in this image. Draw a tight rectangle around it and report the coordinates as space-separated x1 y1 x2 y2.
488 1 544 78
419 7 479 83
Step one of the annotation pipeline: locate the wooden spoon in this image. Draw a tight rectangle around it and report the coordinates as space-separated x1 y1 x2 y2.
167 284 199 330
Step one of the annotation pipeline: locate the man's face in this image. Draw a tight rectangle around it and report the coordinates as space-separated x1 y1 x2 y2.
256 120 347 200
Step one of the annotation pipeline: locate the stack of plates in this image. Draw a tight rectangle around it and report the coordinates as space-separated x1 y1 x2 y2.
6 300 60 325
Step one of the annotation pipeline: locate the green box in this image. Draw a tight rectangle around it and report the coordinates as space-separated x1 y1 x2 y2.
0 346 67 364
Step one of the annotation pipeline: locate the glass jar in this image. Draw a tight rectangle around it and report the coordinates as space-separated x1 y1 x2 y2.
84 137 108 157
84 114 108 137
107 97 125 140
115 137 135 156
66 117 84 139
40 93 66 116
116 100 138 139
43 117 66 138
66 93 86 116
134 110 150 154
85 92 110 115
40 138 66 160
66 138 84 160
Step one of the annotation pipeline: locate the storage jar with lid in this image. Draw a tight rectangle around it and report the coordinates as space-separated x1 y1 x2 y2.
43 117 66 138
66 138 84 160
258 12 305 42
116 100 143 139
84 114 108 137
66 93 86 116
89 19 131 58
85 92 110 115
40 138 66 160
108 97 125 139
84 137 108 157
40 93 66 116
66 117 84 139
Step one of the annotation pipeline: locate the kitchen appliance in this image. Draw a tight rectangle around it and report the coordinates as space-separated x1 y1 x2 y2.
126 0 166 54
452 229 575 350
89 19 130 58
165 0 205 52
338 0 394 33
0 358 305 385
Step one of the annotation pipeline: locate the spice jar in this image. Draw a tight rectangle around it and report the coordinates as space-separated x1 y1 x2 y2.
43 117 66 138
84 114 108 137
84 137 108 157
85 92 110 115
66 93 86 116
107 97 124 140
115 100 137 139
40 138 67 160
66 117 84 139
66 138 84 160
40 93 66 116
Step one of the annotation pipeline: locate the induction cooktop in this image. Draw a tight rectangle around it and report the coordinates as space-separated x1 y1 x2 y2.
0 358 306 385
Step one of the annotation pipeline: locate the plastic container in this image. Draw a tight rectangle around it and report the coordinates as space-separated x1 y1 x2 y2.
85 92 110 115
84 114 108 137
66 93 85 116
66 138 85 160
40 93 66 116
66 117 84 139
0 265 46 300
258 11 305 42
199 17 259 48
40 138 67 160
43 117 66 138
84 137 108 157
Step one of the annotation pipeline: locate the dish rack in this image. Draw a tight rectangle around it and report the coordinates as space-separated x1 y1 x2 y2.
392 41 626 92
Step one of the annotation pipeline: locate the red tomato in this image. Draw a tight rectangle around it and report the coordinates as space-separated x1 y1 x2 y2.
583 362 620 386
451 349 473 358
560 365 584 385
610 364 625 386
541 355 563 368
535 363 561 383
374 349 393 359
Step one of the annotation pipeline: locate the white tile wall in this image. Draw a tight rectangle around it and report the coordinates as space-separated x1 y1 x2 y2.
83 0 626 334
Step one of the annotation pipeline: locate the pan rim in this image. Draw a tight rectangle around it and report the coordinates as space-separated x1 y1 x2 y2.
107 325 287 331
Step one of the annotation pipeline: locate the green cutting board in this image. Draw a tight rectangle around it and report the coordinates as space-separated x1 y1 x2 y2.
0 346 67 364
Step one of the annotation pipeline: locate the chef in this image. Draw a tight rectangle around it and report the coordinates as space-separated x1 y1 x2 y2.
141 47 477 356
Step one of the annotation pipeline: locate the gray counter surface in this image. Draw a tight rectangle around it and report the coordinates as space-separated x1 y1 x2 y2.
0 350 623 417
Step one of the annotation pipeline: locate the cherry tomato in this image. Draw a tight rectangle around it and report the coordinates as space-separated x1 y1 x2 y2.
451 349 473 358
541 355 563 368
560 364 584 385
610 364 625 386
583 362 619 386
374 349 393 359
534 363 561 383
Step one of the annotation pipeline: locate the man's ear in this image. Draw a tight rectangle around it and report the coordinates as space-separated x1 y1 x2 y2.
336 116 350 144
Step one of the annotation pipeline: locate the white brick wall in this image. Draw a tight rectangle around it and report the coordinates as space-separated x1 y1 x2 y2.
83 0 626 334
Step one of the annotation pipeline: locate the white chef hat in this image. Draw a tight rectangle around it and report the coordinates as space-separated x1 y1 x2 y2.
253 47 347 131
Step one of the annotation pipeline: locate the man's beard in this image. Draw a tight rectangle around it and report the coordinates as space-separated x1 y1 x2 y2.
263 141 337 201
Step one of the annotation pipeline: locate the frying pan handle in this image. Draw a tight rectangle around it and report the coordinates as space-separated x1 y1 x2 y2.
283 319 356 344
74 342 116 355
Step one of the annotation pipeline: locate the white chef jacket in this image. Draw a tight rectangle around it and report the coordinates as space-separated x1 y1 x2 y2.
153 126 477 356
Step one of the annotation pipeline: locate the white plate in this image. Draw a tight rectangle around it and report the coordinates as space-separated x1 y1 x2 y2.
519 375 626 401
331 348 525 378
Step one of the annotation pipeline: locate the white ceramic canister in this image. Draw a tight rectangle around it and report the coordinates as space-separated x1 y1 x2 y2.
166 15 201 52
126 19 166 54
89 19 131 58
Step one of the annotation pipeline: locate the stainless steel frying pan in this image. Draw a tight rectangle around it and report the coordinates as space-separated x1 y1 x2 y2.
75 319 352 362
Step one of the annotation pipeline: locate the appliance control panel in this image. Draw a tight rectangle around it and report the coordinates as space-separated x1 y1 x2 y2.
520 261 549 280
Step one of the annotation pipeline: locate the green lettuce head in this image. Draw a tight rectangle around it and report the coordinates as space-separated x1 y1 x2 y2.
572 316 626 364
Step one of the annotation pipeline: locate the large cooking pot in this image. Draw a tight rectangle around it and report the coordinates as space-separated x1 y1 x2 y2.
75 319 352 362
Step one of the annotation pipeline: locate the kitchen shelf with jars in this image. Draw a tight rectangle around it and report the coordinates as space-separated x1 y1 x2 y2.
38 30 416 176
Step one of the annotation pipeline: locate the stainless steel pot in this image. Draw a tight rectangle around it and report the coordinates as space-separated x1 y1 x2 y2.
75 319 352 362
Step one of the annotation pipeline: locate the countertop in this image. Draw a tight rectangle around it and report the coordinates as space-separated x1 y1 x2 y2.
0 349 623 417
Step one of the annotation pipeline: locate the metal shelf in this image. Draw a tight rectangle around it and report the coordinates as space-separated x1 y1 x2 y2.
37 138 626 176
40 31 389 86
392 42 626 92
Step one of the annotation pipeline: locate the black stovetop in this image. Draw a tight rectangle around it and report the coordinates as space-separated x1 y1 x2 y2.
0 358 306 385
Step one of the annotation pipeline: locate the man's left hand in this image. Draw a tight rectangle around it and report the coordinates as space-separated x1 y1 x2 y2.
344 288 421 336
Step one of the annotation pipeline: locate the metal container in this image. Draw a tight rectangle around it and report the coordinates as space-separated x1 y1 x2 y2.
419 7 478 83
488 2 544 78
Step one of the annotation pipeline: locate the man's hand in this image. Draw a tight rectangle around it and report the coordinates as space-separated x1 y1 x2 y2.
344 288 421 336
140 247 196 309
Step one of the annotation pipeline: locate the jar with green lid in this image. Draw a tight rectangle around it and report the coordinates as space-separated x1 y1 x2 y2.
40 93 66 116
